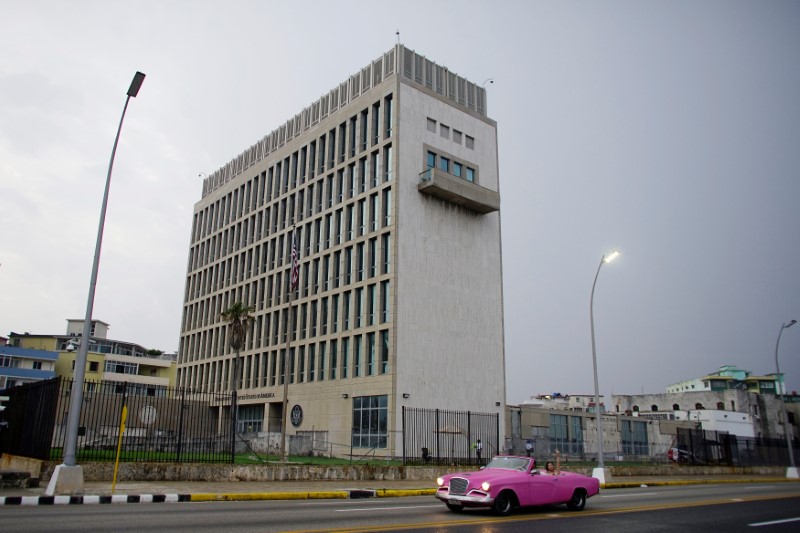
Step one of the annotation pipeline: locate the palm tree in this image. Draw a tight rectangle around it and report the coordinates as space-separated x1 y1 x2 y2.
221 301 255 400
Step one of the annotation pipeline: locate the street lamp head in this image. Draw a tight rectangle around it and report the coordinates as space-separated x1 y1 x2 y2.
127 71 146 98
785 319 797 329
603 250 620 264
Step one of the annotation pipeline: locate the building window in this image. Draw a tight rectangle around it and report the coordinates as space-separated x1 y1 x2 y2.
453 129 462 144
89 361 99 372
453 161 462 178
380 330 389 373
330 339 338 380
341 337 349 379
426 118 436 133
439 157 449 172
237 404 264 433
621 420 649 455
367 332 375 375
354 334 362 377
426 151 436 169
33 361 43 370
466 167 475 182
308 344 315 382
465 135 474 149
351 395 388 448
440 124 450 139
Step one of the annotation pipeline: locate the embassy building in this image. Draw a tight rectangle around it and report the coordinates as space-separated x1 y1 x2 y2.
178 44 505 458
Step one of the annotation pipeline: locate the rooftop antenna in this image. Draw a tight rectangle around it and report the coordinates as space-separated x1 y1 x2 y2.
396 29 400 44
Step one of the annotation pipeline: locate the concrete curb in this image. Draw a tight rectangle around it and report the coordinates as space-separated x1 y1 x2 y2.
603 478 798 489
2 479 795 505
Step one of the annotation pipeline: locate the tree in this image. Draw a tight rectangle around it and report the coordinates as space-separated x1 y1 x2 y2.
221 302 255 391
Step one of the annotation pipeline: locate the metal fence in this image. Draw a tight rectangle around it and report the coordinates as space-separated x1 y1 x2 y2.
1 377 235 463
402 406 499 466
674 428 800 467
0 378 60 460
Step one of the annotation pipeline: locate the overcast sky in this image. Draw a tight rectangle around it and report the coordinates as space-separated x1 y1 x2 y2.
1 1 798 404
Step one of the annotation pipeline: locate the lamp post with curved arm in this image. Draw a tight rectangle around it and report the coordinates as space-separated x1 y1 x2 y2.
590 250 619 483
775 319 798 478
46 71 145 496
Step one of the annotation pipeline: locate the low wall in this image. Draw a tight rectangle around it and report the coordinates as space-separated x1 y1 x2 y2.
35 461 786 483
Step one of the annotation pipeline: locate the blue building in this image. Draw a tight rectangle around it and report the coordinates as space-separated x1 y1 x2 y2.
0 345 58 390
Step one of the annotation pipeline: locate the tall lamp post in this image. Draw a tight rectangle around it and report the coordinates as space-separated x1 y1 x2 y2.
46 72 145 496
775 319 798 479
589 250 619 484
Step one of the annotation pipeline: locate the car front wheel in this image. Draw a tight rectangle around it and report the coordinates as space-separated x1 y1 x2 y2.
445 502 464 512
492 490 514 516
566 489 586 511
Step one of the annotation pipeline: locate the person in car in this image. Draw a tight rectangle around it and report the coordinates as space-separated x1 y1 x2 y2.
544 450 561 475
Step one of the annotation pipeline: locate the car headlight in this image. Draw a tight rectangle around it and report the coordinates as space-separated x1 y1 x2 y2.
437 477 445 486
481 481 491 491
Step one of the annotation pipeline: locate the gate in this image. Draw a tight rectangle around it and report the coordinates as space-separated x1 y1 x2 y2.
402 406 499 466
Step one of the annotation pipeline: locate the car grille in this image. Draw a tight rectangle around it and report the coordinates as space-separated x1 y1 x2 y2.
448 477 469 495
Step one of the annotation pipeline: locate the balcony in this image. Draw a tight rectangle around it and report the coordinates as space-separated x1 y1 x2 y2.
418 168 500 214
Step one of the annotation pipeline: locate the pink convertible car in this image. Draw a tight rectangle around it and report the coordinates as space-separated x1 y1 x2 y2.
435 455 600 515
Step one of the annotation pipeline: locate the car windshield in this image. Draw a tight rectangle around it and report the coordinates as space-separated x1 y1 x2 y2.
485 456 531 471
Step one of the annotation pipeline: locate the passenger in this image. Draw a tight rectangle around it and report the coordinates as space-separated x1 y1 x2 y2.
545 450 561 475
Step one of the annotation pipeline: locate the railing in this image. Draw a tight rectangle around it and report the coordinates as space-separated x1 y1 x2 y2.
0 377 236 463
402 406 499 466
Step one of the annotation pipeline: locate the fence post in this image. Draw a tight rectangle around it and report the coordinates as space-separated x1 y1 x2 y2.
467 411 472 465
176 388 185 462
230 391 237 464
401 405 406 465
435 409 440 465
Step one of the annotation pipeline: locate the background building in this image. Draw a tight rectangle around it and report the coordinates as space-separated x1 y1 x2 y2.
179 44 506 457
0 345 58 390
6 319 177 394
667 364 786 395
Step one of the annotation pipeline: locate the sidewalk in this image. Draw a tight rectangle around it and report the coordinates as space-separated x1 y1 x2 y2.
1 474 796 506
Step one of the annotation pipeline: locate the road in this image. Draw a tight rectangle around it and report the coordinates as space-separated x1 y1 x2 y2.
1 483 799 532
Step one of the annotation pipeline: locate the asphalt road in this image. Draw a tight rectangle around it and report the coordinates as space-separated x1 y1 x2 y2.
1 482 798 532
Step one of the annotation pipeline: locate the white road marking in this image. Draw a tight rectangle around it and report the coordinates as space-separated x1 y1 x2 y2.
336 504 443 512
749 517 800 527
601 492 659 498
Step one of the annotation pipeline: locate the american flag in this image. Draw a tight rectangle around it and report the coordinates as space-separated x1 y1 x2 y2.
290 232 299 290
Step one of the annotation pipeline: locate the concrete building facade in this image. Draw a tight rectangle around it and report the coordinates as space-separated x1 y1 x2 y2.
178 44 506 457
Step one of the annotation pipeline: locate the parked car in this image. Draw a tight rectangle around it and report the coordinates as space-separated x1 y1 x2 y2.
435 455 600 515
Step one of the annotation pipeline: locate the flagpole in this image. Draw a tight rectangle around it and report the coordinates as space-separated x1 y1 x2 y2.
279 227 298 461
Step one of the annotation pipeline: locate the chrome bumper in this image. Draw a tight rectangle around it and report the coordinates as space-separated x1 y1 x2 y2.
435 490 494 507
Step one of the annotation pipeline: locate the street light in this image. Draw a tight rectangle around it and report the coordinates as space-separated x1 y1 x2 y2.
46 71 145 496
590 250 619 481
775 319 798 478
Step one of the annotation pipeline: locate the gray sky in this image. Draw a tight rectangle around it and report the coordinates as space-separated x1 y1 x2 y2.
1 0 798 404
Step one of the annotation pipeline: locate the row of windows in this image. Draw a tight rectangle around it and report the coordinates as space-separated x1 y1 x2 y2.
182 279 392 362
0 355 19 368
183 231 392 334
185 189 392 302
426 117 476 149
426 150 476 182
180 331 391 393
191 95 394 246
190 145 394 277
